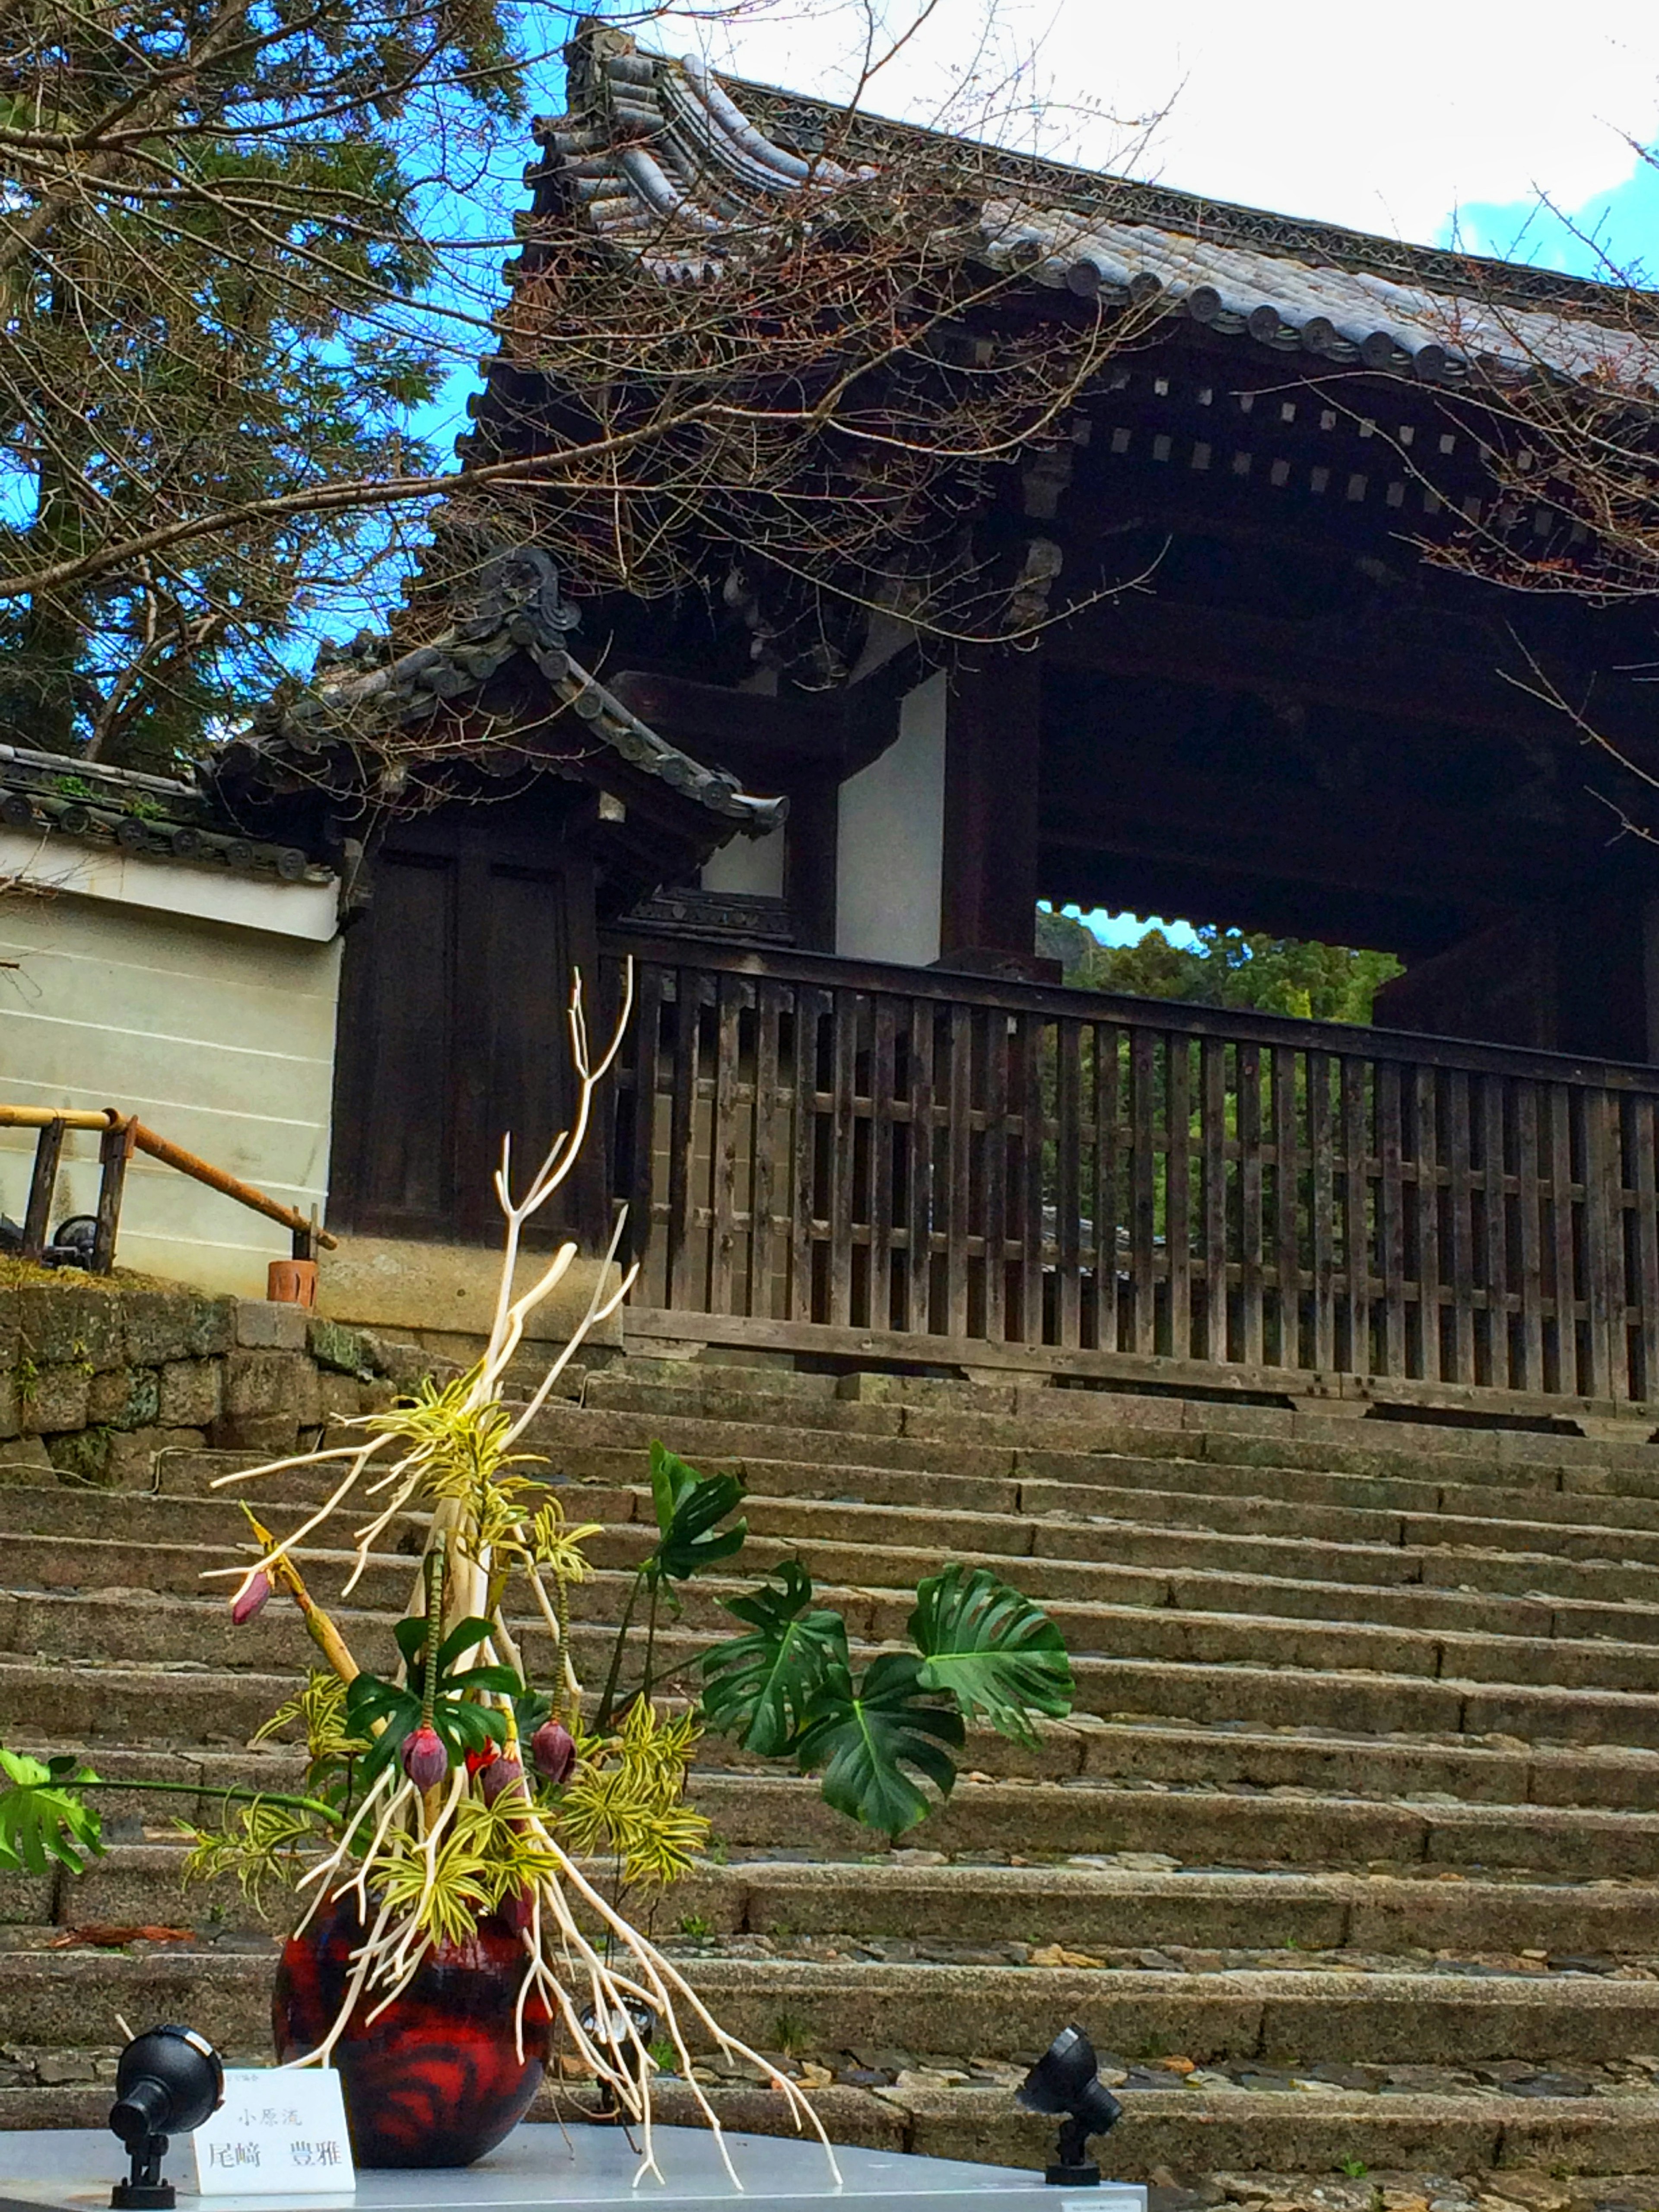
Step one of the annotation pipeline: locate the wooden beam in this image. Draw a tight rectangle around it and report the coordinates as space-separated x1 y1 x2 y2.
1045 594 1653 752
941 650 1044 960
1038 762 1619 910
607 669 904 779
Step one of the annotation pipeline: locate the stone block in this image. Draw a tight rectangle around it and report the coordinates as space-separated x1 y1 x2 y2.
0 1366 17 1442
0 1436 51 1477
223 1348 306 1417
233 1300 309 1352
307 1316 369 1375
212 1411 300 1454
158 1356 222 1429
0 1288 19 1368
46 1426 113 1486
104 1426 164 1489
21 1362 91 1434
16 1286 122 1369
121 1292 197 1365
87 1365 161 1430
184 1296 235 1357
318 1371 363 1421
355 1332 435 1388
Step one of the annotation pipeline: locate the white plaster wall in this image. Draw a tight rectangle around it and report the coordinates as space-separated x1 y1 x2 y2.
835 671 945 968
0 888 341 1296
701 820 785 898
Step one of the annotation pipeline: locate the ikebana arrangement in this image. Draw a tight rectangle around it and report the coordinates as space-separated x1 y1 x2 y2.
0 966 1075 2177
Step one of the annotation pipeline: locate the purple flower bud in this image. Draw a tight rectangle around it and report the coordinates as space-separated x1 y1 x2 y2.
231 1570 273 1626
481 1752 525 1806
402 1725 448 1792
530 1720 575 1785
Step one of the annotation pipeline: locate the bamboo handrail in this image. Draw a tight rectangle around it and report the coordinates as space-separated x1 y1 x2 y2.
0 1103 337 1253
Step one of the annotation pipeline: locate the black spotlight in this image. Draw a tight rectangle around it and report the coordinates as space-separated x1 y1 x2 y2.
577 1997 659 2120
1017 2025 1123 2187
108 2025 224 2210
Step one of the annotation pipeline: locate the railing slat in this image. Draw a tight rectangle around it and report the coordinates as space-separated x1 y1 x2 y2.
791 985 825 1324
709 975 743 1317
1238 1042 1265 1369
750 980 782 1321
1094 1022 1122 1353
1481 1075 1510 1391
1584 1087 1620 1400
1166 1035 1193 1361
1446 1069 1476 1382
869 996 897 1335
983 1005 1009 1343
1129 1030 1157 1356
1309 1051 1336 1374
1019 1014 1046 1344
946 1005 974 1339
907 1000 936 1335
1415 1066 1442 1383
1548 1081 1577 1395
1377 1062 1406 1376
1634 1094 1659 1404
1341 1058 1370 1378
665 968 703 1314
1514 1079 1545 1393
1271 1045 1300 1371
827 988 858 1328
1201 1037 1227 1365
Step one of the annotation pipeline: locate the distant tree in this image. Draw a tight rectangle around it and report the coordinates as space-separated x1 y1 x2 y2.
1036 907 1403 1025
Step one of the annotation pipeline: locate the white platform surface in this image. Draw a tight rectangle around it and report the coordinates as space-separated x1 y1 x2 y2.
0 2125 1147 2212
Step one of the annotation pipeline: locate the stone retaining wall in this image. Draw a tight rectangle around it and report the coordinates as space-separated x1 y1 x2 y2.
0 1285 432 1486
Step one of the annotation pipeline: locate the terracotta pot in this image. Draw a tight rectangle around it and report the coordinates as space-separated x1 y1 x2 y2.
273 1894 552 2168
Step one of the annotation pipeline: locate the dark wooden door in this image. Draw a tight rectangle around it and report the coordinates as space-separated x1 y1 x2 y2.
330 802 605 1245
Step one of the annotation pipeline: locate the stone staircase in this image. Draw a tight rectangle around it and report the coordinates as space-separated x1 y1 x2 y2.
7 1353 1659 2212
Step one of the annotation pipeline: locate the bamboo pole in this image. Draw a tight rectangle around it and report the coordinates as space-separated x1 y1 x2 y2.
0 1102 337 1250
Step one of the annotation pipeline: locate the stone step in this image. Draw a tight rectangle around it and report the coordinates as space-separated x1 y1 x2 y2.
25 1845 1659 1961
22 1687 1659 1812
19 1518 1659 1656
9 1946 1659 2070
133 1441 1659 1574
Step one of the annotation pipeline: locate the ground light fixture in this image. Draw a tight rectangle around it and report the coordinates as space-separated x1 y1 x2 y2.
1016 2025 1124 2186
108 2025 224 2210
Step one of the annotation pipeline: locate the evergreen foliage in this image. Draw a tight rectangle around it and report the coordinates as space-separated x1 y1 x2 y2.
1037 907 1403 1025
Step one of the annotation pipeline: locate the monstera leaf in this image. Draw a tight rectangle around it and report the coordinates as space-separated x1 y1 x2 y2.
0 1748 104 1875
909 1566 1074 1747
792 1652 966 1838
644 1443 747 1586
700 1561 850 1757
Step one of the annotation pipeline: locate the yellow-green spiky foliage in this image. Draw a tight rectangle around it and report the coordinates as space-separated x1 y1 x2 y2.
560 1700 709 1887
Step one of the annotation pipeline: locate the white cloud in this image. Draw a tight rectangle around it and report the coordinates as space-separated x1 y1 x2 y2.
656 0 1659 245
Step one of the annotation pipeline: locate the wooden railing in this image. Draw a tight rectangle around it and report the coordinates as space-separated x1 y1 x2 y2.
602 933 1659 1412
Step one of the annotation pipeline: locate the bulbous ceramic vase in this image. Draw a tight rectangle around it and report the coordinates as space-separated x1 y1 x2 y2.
273 1894 552 2168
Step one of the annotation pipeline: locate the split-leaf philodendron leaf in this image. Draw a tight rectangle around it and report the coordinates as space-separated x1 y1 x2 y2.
0 1748 105 1875
698 1557 1074 1838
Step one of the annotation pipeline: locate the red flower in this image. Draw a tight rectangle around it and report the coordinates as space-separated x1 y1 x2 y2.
231 1570 272 1626
530 1721 575 1785
401 1725 448 1791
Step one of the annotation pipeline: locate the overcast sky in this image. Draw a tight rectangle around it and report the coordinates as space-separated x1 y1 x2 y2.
656 0 1659 278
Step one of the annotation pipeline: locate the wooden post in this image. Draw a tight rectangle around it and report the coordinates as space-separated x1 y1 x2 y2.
21 1117 65 1261
940 650 1043 965
92 1117 137 1274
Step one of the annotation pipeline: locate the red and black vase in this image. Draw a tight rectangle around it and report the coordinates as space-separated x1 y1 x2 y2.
273 1894 553 2168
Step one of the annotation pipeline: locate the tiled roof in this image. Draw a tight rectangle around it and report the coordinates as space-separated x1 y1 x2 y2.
0 743 321 882
244 547 785 833
526 29 1659 391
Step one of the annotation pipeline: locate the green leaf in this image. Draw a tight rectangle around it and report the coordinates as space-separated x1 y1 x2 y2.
909 1567 1074 1747
435 1618 499 1673
643 1446 747 1585
701 1561 849 1757
0 1747 105 1876
793 1653 964 1838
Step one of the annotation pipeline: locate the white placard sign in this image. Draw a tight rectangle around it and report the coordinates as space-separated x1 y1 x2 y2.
192 2067 354 2195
